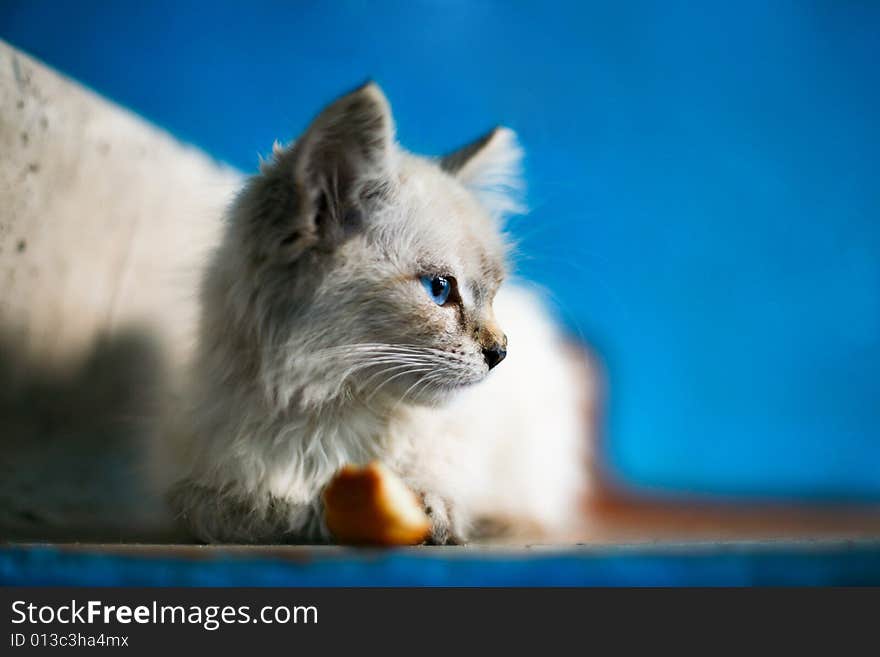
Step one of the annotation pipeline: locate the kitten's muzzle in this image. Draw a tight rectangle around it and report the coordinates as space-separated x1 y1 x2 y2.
482 342 507 370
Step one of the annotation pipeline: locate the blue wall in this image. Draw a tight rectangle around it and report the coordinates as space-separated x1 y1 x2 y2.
3 1 878 500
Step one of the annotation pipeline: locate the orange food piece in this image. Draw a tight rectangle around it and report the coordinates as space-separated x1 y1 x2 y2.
323 462 431 546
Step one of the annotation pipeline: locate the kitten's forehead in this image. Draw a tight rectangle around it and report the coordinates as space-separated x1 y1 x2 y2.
378 155 508 287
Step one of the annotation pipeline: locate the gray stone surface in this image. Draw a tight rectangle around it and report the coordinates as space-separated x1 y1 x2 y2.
0 41 240 539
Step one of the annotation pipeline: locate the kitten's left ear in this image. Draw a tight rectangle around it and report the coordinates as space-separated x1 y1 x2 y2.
440 127 525 218
284 82 396 254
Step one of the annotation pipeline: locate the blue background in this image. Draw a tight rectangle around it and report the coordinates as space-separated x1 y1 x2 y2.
2 1 878 501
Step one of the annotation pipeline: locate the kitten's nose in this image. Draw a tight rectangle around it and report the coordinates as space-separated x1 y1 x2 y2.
482 343 507 370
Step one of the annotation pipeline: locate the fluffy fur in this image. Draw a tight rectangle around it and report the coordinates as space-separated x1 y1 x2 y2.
159 83 593 543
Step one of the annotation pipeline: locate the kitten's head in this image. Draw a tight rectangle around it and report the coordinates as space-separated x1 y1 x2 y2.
216 83 524 409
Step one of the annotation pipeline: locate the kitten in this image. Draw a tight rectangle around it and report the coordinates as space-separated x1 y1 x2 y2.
159 83 594 544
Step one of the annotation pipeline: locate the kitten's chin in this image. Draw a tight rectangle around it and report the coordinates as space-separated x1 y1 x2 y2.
398 374 489 407
365 371 488 408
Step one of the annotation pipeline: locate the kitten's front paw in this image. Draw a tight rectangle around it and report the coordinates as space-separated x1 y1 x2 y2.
420 492 465 546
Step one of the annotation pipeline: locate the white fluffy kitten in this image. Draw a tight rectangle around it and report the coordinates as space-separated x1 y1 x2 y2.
161 83 593 543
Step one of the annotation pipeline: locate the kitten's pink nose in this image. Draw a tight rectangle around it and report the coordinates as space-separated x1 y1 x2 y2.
482 343 507 370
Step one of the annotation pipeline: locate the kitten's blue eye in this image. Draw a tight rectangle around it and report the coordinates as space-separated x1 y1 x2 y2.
420 275 452 305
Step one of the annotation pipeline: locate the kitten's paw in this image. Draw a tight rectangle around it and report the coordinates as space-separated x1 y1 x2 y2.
421 492 465 546
322 462 431 546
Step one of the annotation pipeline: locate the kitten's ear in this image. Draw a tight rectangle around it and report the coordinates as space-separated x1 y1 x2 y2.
440 127 525 218
268 82 395 259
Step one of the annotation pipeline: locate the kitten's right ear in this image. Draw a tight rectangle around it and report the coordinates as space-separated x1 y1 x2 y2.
440 126 525 218
257 82 396 261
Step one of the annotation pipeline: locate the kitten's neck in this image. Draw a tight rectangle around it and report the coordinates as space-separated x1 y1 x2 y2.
198 327 418 469
257 379 410 455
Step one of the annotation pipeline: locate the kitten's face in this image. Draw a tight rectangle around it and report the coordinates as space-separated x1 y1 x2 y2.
227 84 523 408
318 156 510 404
